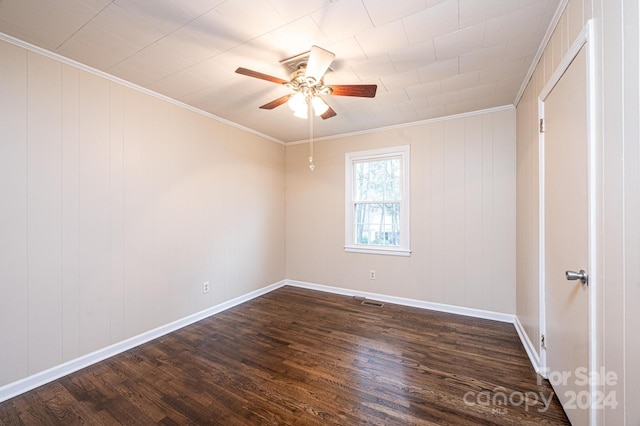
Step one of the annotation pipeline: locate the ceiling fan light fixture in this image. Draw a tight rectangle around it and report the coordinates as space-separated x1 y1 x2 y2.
236 44 377 123
288 92 306 113
311 96 329 116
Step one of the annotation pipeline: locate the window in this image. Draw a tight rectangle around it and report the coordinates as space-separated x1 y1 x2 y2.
345 146 410 256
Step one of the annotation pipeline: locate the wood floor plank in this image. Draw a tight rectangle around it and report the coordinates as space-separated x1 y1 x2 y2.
0 286 570 425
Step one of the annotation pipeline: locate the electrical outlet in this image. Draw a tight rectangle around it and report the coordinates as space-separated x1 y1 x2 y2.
369 270 376 280
203 281 210 294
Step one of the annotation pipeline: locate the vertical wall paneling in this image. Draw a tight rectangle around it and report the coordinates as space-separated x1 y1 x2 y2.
491 112 516 314
0 41 29 385
515 73 540 349
601 0 625 422
166 103 193 321
188 109 205 314
516 0 639 421
192 116 210 312
209 122 228 298
196 113 214 308
567 0 586 49
480 113 495 311
427 122 445 304
26 52 63 373
121 87 144 339
0 38 286 391
285 108 516 314
109 82 125 344
185 109 205 315
78 71 111 354
443 120 465 306
403 127 422 300
622 0 640 421
463 115 483 308
162 99 181 322
140 95 156 331
150 100 170 323
61 64 80 361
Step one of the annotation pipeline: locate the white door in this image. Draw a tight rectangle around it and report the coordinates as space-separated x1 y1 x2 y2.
543 45 590 426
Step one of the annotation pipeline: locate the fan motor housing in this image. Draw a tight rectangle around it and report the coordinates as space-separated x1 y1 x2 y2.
286 67 332 97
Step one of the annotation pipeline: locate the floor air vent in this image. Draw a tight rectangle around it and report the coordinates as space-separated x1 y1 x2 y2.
361 299 384 308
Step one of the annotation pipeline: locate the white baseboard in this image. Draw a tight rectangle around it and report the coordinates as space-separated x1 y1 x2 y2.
513 315 542 374
285 279 516 323
0 280 286 403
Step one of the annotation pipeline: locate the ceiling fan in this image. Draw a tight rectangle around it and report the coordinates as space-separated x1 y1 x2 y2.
235 45 377 120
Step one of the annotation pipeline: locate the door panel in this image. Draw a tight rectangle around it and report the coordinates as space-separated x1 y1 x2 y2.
544 45 590 426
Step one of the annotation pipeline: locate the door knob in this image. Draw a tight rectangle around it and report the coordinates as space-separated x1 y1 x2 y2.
566 270 588 285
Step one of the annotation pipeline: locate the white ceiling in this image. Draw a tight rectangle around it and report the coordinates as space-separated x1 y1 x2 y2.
0 0 560 143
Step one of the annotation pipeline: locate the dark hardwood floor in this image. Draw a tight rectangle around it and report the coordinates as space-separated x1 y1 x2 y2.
0 286 569 425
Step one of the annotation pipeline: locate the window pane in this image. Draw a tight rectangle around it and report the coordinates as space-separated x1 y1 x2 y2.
354 202 400 246
354 161 369 201
354 158 401 202
385 159 401 200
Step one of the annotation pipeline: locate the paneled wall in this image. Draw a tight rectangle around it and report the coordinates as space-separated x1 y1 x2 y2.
0 39 286 387
286 108 516 314
515 0 591 364
516 0 640 422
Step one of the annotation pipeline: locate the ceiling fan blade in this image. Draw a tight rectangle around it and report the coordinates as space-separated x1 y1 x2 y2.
321 105 337 119
305 45 335 82
235 67 288 85
259 95 291 110
328 84 377 98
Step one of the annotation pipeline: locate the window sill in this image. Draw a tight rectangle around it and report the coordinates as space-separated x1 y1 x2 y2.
344 246 411 257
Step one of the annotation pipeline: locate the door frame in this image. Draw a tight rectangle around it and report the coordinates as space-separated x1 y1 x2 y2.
538 20 599 423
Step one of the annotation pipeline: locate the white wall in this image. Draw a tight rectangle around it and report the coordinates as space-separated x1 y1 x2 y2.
516 0 640 423
594 0 640 423
286 108 516 314
0 39 286 388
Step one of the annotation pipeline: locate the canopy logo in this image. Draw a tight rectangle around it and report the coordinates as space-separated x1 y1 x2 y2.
462 387 555 414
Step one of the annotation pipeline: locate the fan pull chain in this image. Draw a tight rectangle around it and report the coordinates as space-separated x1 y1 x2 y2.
308 99 315 171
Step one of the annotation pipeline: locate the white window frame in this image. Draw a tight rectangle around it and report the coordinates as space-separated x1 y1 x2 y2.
344 145 411 256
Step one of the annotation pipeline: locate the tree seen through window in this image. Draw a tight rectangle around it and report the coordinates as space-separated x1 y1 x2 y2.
353 157 401 246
